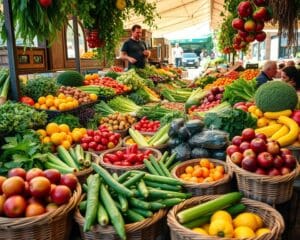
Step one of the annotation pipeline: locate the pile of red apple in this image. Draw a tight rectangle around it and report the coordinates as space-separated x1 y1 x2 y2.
0 168 78 218
227 128 297 176
231 0 272 51
189 86 224 113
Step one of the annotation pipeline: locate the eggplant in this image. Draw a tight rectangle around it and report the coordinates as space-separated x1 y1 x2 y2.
168 118 185 138
210 149 227 160
191 148 210 159
177 125 191 140
188 132 205 148
171 143 191 162
185 119 204 135
168 137 183 148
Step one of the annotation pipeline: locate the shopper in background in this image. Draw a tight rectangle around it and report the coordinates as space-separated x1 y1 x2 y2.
281 66 300 90
172 43 183 67
286 60 296 67
120 24 151 69
256 60 278 87
275 62 286 78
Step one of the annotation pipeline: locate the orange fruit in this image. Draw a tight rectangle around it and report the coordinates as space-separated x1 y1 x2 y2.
89 93 98 101
185 166 194 174
192 168 202 178
203 176 214 183
58 124 70 133
60 140 71 149
201 167 210 178
39 104 48 110
71 130 82 142
34 103 40 109
45 98 54 107
42 136 51 144
49 106 58 111
66 101 75 110
58 93 66 99
50 133 64 145
58 103 67 111
212 171 224 181
200 158 210 168
46 123 60 135
38 96 46 105
215 165 225 174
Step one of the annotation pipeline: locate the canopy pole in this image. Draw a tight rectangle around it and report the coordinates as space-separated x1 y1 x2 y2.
72 16 81 73
3 0 19 101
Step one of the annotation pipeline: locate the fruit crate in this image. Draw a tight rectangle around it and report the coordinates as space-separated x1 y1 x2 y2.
0 183 81 240
171 158 233 196
167 195 285 240
227 156 300 204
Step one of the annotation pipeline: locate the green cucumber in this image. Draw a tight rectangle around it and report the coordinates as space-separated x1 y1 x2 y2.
159 151 169 164
158 198 184 208
164 152 177 169
137 179 149 198
100 184 126 240
143 173 182 186
112 173 128 212
128 197 151 210
79 200 87 212
97 200 109 226
92 163 134 197
144 180 182 192
44 161 75 174
158 160 171 177
148 201 165 211
149 155 165 176
118 171 132 183
57 145 78 169
147 188 191 199
130 207 153 218
177 192 243 224
144 159 159 175
125 209 145 223
122 172 145 188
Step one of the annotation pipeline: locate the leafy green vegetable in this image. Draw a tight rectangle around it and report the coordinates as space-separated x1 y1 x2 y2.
0 101 47 134
94 101 115 116
222 78 257 106
0 130 51 174
160 111 186 126
116 69 146 90
204 108 257 140
104 71 120 80
21 77 59 101
194 75 217 88
129 89 150 105
108 96 141 114
51 114 81 130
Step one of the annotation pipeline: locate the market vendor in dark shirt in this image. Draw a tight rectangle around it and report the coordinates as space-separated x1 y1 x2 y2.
256 60 277 87
120 24 151 69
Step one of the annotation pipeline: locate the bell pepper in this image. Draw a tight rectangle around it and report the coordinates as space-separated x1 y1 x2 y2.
209 219 234 237
20 96 35 106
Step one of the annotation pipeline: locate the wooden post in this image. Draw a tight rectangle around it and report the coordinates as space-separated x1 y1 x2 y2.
72 16 81 73
3 0 19 101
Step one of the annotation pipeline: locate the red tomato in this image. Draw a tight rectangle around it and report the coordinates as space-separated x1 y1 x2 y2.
88 141 97 150
20 96 35 106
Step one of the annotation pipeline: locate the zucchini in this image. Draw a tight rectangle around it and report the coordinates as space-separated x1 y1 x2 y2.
124 209 145 223
158 160 171 177
122 172 145 188
112 173 128 212
97 200 109 226
118 171 132 183
137 179 149 198
144 159 159 175
147 188 191 199
128 197 151 210
164 153 177 169
149 155 165 176
158 198 184 208
177 192 243 224
57 145 79 169
183 203 246 229
159 151 169 164
84 174 100 232
92 163 134 197
148 201 165 211
144 180 182 192
130 207 153 218
44 161 76 174
100 184 126 240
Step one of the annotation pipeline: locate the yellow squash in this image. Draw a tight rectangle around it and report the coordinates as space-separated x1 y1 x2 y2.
208 219 234 237
263 109 292 119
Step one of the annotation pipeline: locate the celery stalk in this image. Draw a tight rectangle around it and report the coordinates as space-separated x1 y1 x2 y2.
128 128 149 147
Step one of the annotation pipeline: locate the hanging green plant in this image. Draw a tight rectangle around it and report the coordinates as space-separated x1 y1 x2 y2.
0 0 79 45
76 0 158 64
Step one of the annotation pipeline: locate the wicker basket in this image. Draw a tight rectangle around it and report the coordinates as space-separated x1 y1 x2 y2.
0 183 82 240
114 128 129 138
167 195 285 240
74 207 167 240
171 158 232 196
74 151 99 185
227 156 300 204
98 147 162 175
122 135 169 152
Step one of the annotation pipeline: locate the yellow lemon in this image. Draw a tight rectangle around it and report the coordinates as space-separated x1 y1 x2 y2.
233 212 259 231
234 226 256 238
50 132 64 145
256 228 271 237
58 124 70 133
192 227 208 235
252 213 264 229
211 210 232 223
36 129 47 137
38 96 46 105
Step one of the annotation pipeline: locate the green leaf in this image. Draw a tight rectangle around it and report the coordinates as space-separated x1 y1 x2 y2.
12 154 29 163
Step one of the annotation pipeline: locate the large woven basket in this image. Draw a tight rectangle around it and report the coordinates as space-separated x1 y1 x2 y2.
74 151 99 185
227 156 300 204
74 207 167 240
98 147 162 175
0 183 82 240
167 195 285 240
171 158 232 196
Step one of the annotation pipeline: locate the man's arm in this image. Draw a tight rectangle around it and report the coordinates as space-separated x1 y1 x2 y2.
120 51 137 64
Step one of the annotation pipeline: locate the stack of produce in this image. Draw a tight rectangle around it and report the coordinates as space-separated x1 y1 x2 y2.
83 75 129 95
78 85 116 99
133 117 160 133
227 128 298 176
58 86 98 105
80 125 121 152
194 75 217 88
170 192 282 238
239 69 260 81
204 77 235 90
45 144 93 173
160 88 192 103
78 164 189 239
0 167 79 217
36 123 87 149
116 69 147 91
56 71 84 87
0 101 47 135
34 94 79 111
188 86 224 113
99 112 136 131
108 96 141 114
168 119 229 162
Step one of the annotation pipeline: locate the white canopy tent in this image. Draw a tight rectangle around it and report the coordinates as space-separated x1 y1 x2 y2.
124 0 225 38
